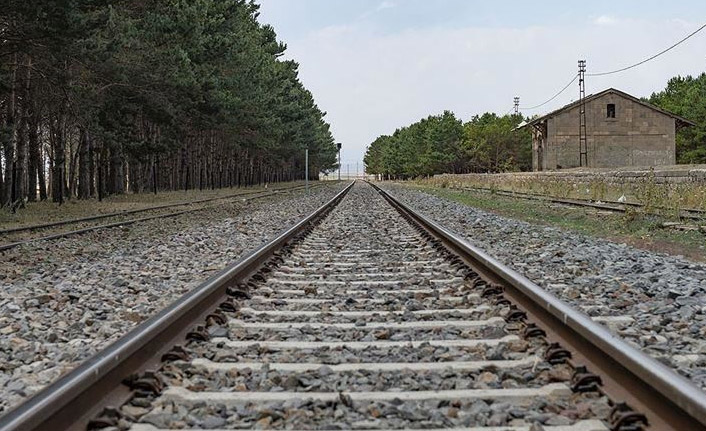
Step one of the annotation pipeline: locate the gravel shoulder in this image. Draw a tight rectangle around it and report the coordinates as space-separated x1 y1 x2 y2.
380 182 706 391
0 182 346 414
412 184 706 262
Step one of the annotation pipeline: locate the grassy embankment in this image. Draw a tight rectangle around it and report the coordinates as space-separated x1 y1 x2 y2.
407 177 706 262
426 170 706 215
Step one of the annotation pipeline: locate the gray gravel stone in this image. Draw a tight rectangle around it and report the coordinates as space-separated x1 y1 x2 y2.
381 183 706 390
0 183 345 414
126 183 613 429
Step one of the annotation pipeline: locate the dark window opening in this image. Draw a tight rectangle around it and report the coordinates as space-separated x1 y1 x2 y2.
607 103 616 118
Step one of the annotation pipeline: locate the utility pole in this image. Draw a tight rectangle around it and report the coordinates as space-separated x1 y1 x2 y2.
356 161 359 179
10 160 16 213
347 163 350 180
513 97 520 115
97 151 103 202
578 59 588 168
152 154 158 195
336 143 342 181
305 147 309 194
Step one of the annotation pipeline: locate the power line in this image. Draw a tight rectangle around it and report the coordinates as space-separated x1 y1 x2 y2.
520 74 578 110
588 22 706 77
513 22 705 112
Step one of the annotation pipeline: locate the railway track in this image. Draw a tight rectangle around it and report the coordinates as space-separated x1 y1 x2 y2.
0 182 325 252
1 181 705 431
443 185 705 221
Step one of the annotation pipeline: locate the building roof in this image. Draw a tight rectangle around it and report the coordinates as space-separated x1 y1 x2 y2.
524 88 696 128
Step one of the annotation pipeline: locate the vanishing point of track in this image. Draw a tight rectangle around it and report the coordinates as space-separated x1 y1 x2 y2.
1 181 705 431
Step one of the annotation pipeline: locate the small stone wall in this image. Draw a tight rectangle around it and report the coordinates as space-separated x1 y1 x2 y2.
429 165 706 211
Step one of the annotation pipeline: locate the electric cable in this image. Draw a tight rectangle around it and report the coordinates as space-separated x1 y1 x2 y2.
520 74 578 110
587 22 706 76
508 22 705 114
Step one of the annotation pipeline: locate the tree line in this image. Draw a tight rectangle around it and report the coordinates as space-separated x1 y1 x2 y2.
364 110 531 179
366 73 705 179
0 0 338 209
648 73 706 164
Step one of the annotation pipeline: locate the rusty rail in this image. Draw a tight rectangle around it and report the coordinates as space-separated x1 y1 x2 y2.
442 184 705 220
371 181 706 431
4 179 705 431
0 181 354 431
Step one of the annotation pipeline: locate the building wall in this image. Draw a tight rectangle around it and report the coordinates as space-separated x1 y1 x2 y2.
531 125 545 171
539 92 676 170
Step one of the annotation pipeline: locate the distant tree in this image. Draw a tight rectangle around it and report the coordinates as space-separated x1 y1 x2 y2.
364 111 530 178
461 113 531 173
649 74 706 164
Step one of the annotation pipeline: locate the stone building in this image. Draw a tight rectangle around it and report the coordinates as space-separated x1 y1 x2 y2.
525 88 694 171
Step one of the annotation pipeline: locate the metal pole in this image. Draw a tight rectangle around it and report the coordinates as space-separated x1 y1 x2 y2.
578 59 587 167
305 148 309 194
337 143 341 181
11 160 16 212
97 153 103 202
152 154 158 195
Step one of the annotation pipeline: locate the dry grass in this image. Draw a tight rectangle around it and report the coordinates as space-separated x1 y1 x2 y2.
421 171 706 220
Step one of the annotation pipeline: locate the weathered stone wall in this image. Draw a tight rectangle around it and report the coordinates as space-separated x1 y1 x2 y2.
430 166 706 210
541 92 676 170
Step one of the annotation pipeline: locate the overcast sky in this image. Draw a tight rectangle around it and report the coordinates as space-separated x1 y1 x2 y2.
257 1 706 169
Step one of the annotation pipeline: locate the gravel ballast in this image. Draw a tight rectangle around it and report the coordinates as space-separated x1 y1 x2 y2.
125 182 612 430
0 183 345 414
381 183 706 391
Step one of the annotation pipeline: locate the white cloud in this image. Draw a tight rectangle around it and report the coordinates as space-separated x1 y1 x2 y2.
283 19 704 164
376 1 396 11
669 18 693 29
593 15 618 26
358 1 397 20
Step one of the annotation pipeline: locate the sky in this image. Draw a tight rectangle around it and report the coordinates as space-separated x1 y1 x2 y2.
257 1 706 170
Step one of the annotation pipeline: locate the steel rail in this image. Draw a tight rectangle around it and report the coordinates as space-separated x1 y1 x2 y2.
0 183 327 252
371 182 706 431
0 182 320 236
443 184 705 220
0 181 354 431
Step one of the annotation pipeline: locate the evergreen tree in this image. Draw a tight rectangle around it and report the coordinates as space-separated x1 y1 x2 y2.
649 74 706 164
0 0 337 207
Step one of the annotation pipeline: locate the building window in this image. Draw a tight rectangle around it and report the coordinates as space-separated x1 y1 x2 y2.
607 103 616 118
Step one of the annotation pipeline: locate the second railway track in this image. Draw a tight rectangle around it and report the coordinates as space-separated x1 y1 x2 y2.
1 181 705 431
441 185 706 221
0 182 325 252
